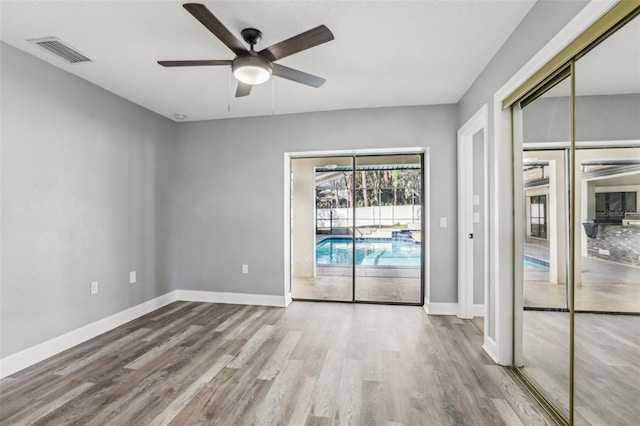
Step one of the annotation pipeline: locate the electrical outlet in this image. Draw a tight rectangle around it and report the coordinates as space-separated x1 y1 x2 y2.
440 217 447 228
242 264 249 274
90 281 99 295
129 271 136 284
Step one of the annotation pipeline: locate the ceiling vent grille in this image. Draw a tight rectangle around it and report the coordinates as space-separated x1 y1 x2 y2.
28 37 91 64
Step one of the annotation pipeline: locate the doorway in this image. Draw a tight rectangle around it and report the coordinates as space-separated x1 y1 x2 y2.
289 152 425 305
457 104 489 329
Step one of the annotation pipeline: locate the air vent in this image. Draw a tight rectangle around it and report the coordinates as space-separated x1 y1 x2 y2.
28 37 91 64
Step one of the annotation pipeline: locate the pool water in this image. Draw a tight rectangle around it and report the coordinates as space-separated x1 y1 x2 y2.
524 257 549 270
316 238 421 266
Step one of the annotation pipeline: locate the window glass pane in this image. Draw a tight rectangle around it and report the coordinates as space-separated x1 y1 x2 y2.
291 157 354 302
353 155 423 304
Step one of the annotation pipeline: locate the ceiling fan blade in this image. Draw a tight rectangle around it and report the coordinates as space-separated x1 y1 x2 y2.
272 63 326 88
183 3 248 56
236 82 252 97
157 60 232 67
258 25 334 62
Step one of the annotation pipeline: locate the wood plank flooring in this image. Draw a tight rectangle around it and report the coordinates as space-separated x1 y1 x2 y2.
0 302 553 425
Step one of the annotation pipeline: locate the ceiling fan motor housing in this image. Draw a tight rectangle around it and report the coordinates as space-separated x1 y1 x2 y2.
241 28 263 47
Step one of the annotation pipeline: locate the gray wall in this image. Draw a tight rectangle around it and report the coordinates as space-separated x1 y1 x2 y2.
175 105 458 303
0 43 177 358
458 0 589 127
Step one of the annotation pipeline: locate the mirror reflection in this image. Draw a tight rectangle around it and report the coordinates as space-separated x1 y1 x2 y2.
514 11 639 425
573 13 640 425
518 75 572 418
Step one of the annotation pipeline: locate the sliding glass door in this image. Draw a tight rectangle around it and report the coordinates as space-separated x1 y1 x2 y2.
354 155 423 303
291 156 353 302
290 153 424 305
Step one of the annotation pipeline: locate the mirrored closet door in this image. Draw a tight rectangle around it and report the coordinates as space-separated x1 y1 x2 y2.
510 7 639 425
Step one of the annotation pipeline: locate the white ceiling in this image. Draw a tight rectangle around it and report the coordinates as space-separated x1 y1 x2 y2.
0 0 537 122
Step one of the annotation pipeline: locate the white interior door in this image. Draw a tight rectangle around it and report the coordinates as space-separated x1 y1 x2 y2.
457 105 488 321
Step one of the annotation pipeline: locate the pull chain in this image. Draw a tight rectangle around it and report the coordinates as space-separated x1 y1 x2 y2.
271 76 275 116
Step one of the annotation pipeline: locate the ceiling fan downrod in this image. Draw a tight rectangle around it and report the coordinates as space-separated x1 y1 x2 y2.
241 28 262 51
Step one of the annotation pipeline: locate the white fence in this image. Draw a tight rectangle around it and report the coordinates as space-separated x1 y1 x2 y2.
317 205 421 228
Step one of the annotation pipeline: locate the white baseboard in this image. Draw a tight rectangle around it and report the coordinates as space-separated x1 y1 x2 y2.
423 302 458 315
175 290 288 307
0 289 290 379
483 335 500 364
0 291 178 379
472 304 485 318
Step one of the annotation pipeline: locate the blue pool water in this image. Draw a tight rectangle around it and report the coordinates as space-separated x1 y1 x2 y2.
316 238 421 266
524 256 550 270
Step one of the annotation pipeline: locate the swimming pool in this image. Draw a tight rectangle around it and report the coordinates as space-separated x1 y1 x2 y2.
524 256 550 269
316 238 421 266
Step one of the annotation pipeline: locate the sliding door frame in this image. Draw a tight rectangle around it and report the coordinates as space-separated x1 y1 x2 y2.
352 153 426 306
285 148 428 306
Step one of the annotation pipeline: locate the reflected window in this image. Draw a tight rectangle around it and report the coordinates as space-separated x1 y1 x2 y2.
530 195 547 238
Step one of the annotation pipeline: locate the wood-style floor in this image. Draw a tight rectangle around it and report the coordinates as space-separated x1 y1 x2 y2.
0 302 553 425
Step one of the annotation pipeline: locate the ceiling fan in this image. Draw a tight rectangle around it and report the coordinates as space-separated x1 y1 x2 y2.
158 3 334 97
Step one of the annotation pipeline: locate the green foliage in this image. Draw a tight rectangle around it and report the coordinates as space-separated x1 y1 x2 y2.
316 168 421 208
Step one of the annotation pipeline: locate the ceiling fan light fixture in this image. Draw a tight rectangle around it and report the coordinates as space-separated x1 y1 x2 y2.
232 55 272 85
